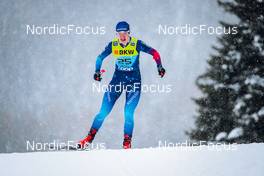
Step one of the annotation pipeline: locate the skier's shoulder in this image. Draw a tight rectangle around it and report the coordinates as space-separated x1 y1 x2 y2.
103 41 112 51
136 39 144 46
132 37 147 47
135 39 151 51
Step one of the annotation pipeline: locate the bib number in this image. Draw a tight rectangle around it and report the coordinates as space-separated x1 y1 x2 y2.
117 58 132 65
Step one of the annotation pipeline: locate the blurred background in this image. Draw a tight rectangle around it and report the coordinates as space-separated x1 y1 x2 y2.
0 0 250 153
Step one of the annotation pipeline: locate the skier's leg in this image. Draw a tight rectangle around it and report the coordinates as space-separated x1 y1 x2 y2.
78 81 122 148
123 82 141 137
91 84 122 130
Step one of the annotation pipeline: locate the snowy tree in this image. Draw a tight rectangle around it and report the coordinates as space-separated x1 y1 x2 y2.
188 0 264 143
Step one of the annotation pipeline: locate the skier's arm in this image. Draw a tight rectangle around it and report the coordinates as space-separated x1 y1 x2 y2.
95 42 112 72
137 40 165 77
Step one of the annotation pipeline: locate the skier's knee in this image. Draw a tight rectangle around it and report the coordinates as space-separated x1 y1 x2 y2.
96 111 109 121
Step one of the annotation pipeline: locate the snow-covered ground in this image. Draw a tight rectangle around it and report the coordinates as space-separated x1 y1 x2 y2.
0 143 263 176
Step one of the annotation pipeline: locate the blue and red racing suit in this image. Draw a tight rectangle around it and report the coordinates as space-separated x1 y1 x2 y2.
91 36 163 137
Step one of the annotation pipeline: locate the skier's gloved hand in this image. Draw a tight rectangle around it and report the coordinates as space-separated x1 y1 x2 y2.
158 65 166 78
94 71 102 81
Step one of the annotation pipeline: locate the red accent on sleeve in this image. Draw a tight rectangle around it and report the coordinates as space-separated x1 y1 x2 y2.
150 49 161 65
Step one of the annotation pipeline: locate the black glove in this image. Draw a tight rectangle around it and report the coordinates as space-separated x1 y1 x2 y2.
93 71 102 81
158 66 166 78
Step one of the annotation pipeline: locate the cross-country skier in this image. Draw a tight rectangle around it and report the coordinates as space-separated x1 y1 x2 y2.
78 21 166 149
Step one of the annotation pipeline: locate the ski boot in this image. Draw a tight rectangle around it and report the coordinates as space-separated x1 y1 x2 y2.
78 128 97 149
123 134 132 149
